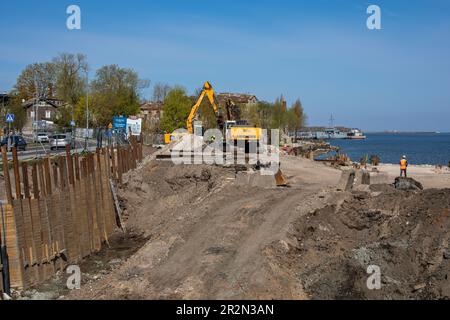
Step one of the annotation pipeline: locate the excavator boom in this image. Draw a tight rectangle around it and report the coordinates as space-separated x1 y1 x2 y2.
186 81 220 134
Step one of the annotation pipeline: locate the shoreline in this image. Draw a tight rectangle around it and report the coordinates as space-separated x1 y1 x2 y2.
378 162 450 168
369 163 450 189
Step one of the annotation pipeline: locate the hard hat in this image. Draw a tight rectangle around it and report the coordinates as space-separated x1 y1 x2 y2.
402 155 406 159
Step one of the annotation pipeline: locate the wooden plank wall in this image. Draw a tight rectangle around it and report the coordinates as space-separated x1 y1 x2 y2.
0 139 143 291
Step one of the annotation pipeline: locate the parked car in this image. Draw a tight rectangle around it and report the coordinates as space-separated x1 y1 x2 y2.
50 134 70 150
0 135 27 151
34 133 49 143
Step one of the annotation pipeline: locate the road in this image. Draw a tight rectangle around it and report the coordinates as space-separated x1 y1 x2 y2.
1 138 100 162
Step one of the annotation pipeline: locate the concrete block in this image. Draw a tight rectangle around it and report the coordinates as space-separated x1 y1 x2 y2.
369 172 390 185
337 170 355 191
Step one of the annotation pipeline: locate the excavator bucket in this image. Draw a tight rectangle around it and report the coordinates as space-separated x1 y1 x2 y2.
274 169 288 187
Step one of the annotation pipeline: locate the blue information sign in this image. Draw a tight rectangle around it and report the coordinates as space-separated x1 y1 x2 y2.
113 116 127 129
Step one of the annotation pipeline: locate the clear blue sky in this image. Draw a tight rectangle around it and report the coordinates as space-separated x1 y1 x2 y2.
1 0 449 131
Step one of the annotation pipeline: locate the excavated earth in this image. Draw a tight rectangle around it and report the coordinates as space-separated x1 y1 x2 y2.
66 155 450 300
271 185 450 299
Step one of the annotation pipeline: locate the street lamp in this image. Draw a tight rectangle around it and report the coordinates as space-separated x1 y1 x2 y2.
1 91 6 136
84 70 89 150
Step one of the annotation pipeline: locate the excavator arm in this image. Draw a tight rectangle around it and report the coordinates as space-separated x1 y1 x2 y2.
186 81 221 134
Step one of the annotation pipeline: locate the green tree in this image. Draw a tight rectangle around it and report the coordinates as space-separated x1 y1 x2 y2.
286 108 298 134
271 95 288 131
4 92 27 132
77 65 149 126
52 53 88 127
197 97 218 131
240 102 261 127
160 87 192 133
256 101 273 129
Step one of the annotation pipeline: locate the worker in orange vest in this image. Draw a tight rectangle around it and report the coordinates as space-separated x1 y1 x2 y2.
400 155 408 177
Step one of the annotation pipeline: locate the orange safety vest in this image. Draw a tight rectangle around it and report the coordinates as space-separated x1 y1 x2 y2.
400 159 408 170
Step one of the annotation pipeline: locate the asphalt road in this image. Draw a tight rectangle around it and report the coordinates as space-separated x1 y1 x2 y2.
1 138 100 162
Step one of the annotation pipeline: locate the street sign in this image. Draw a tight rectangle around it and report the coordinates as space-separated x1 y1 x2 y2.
5 114 14 123
113 116 127 130
70 120 76 127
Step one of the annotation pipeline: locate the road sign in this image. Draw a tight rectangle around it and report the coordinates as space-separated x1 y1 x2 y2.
70 120 76 127
5 114 14 123
113 116 127 130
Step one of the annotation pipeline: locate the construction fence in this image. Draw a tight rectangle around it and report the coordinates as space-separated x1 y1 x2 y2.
0 138 143 294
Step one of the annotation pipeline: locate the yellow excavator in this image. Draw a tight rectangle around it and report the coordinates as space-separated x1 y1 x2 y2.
164 81 287 186
165 81 262 148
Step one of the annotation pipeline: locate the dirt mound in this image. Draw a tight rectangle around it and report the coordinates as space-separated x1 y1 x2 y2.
369 183 397 193
120 161 234 236
275 188 450 299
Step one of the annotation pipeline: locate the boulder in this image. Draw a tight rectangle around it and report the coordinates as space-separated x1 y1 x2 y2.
394 177 423 191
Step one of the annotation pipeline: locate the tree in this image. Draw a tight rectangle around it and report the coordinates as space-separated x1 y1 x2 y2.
4 92 27 132
271 95 288 131
256 102 273 129
15 62 56 100
197 96 218 131
241 102 261 127
53 53 88 105
152 82 171 102
79 64 149 126
52 53 88 127
291 99 307 139
160 87 192 133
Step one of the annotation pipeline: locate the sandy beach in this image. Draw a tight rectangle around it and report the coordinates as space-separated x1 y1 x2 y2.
376 163 450 189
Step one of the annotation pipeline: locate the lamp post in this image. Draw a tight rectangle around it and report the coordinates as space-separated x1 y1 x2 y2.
84 70 89 151
1 91 6 138
1 91 5 132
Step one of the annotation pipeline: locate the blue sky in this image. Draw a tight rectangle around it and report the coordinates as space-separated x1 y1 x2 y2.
1 0 450 131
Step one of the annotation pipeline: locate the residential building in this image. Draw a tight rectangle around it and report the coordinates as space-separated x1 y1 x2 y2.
22 98 64 133
216 93 258 107
140 101 164 133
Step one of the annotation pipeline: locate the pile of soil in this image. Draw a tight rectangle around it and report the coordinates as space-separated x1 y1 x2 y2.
119 161 235 236
273 188 450 299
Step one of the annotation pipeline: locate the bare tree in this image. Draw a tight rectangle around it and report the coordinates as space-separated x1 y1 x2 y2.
52 53 88 105
152 82 172 102
15 62 57 100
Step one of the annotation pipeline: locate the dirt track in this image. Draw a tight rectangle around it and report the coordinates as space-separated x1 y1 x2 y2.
68 156 342 299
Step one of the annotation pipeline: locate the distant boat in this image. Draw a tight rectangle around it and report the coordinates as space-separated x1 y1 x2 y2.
315 127 348 139
314 114 348 139
347 129 366 140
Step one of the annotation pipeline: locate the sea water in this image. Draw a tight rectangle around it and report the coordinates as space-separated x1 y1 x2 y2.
327 133 450 165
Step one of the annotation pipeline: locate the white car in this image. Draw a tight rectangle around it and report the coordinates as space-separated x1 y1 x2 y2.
50 134 70 150
34 133 49 143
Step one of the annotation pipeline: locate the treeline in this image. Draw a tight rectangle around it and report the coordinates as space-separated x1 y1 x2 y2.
6 52 306 135
6 53 149 130
159 87 307 135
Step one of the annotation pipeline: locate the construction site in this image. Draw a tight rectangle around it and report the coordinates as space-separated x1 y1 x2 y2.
1 81 450 301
